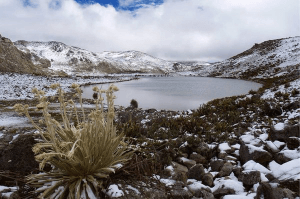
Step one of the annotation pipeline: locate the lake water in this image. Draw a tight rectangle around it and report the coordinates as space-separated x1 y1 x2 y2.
82 76 262 111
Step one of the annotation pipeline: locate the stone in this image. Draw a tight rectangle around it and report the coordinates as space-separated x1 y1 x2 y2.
224 155 237 161
265 173 276 182
239 142 272 166
217 152 228 159
202 173 214 187
232 167 242 178
192 188 214 199
172 161 189 173
210 159 225 172
172 170 188 184
217 162 233 177
269 124 300 142
188 164 205 181
169 182 193 199
286 137 300 150
283 101 300 111
189 153 207 164
0 134 38 174
263 102 282 117
194 142 214 159
274 152 292 164
213 187 235 198
177 157 196 169
217 143 234 154
255 182 295 199
238 170 261 186
279 179 300 196
168 162 189 184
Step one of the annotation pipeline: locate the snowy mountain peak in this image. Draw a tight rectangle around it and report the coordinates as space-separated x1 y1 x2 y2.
14 40 196 75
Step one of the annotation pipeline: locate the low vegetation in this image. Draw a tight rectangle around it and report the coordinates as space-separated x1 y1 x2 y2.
14 84 133 198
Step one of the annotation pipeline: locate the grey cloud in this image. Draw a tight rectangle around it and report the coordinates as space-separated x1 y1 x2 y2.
0 0 299 62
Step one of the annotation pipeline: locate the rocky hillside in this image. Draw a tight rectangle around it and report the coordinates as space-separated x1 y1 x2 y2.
14 40 196 75
0 34 50 75
196 36 300 80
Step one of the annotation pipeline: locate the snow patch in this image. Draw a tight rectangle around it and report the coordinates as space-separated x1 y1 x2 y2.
106 184 124 198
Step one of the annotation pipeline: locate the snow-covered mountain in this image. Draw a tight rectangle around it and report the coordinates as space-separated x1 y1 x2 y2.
195 36 300 80
14 40 198 75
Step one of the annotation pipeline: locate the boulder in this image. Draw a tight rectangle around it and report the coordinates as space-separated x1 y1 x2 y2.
167 162 189 184
239 142 272 166
263 102 282 117
189 153 207 164
274 152 292 164
191 188 214 199
232 167 242 178
210 159 226 172
255 182 294 199
194 142 215 160
238 170 261 186
217 162 233 177
217 152 228 159
202 173 214 187
213 187 235 198
169 182 193 199
0 134 38 174
171 161 189 173
286 137 300 150
187 164 205 181
177 157 196 169
172 170 188 184
269 124 300 142
280 179 300 196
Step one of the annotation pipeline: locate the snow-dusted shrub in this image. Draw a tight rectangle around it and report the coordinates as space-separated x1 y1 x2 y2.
14 84 133 198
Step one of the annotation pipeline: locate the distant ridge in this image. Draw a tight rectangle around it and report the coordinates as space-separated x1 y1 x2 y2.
14 40 202 75
195 36 300 80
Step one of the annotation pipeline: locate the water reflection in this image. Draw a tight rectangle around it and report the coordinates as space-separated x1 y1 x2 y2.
82 76 261 111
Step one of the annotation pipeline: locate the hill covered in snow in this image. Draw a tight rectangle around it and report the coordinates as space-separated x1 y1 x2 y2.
14 40 199 75
195 36 300 80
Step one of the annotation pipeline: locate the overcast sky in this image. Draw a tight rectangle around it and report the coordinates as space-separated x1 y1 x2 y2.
0 0 299 62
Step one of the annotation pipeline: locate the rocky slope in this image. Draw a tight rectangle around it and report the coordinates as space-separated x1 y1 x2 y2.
14 40 198 75
195 36 300 80
0 34 50 75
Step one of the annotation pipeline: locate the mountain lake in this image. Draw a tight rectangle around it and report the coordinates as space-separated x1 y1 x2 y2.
82 76 262 111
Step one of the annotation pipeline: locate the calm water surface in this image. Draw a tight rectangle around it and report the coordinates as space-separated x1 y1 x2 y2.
82 76 261 111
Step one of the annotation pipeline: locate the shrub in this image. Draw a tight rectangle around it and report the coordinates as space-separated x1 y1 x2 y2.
291 88 299 96
14 84 133 198
92 92 98 99
130 99 138 109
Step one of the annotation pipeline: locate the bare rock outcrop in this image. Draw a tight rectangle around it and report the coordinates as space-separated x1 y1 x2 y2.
0 34 48 75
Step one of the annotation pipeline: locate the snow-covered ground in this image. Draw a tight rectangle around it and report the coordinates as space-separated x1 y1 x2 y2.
0 73 133 100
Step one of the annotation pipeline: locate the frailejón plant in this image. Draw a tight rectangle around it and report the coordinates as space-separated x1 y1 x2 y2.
14 83 133 198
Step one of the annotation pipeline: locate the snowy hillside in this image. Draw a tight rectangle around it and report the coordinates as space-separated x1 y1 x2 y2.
195 36 300 80
14 40 194 75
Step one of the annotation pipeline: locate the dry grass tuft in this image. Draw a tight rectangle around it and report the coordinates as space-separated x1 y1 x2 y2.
14 84 133 198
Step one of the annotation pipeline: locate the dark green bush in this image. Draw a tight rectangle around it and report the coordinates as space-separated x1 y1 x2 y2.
130 99 138 108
